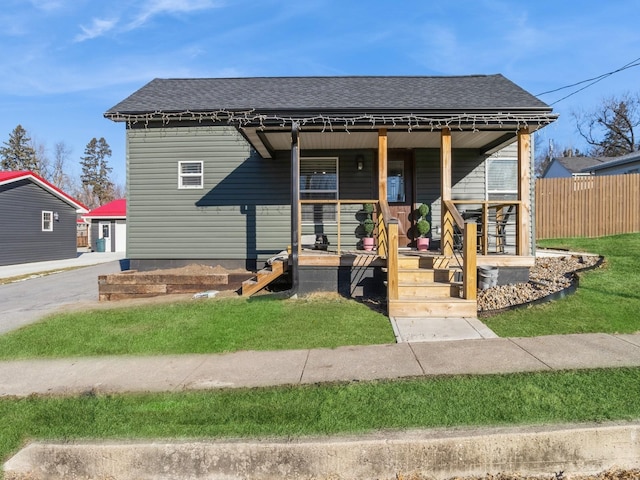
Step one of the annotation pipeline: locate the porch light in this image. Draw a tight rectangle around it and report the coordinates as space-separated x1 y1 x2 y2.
356 155 364 171
53 212 59 221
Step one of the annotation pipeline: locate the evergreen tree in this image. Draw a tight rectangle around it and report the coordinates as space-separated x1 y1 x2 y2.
0 125 38 172
80 137 114 207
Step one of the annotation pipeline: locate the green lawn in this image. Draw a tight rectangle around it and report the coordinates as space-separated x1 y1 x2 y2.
2 368 640 468
0 295 395 360
1 234 639 359
484 233 640 337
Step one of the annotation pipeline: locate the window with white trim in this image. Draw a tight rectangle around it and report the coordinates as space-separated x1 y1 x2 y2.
300 157 338 223
178 161 203 189
487 157 517 200
42 211 53 232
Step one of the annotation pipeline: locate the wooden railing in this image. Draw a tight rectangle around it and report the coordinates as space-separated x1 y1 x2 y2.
443 200 477 300
452 200 521 255
298 199 380 254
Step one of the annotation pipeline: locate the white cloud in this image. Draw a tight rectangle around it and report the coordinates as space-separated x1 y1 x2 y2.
128 0 222 30
29 0 64 12
75 17 118 42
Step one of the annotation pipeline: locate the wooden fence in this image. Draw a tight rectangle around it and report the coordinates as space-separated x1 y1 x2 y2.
535 174 640 239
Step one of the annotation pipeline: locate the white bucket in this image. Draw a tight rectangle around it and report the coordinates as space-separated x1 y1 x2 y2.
478 265 499 290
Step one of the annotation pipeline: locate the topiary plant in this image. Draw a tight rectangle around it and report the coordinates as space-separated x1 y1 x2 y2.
416 218 430 237
418 203 429 219
363 218 375 237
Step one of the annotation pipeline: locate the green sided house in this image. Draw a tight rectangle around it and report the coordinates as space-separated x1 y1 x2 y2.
105 75 556 319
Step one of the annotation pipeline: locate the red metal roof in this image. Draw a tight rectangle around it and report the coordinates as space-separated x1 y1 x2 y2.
0 170 89 213
84 198 126 218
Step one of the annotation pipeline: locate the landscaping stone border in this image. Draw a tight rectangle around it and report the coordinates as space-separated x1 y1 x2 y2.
479 255 604 318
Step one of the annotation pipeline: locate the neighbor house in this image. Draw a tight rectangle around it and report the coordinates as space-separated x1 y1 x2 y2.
0 171 88 266
105 75 556 319
83 198 127 253
541 156 605 178
583 150 640 176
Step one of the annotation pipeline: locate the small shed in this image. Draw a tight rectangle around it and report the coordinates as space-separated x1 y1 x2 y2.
0 170 88 266
83 199 127 253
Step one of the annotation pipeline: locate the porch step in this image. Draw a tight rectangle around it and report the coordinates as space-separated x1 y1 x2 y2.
241 260 288 296
397 282 460 299
397 268 455 284
398 255 450 270
388 298 477 318
388 253 477 319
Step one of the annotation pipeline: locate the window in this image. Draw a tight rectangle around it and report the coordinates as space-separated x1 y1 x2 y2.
387 160 406 203
42 211 53 231
300 157 338 223
487 157 517 199
178 161 203 189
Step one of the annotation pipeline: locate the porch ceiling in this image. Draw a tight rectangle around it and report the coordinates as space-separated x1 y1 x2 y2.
244 128 518 159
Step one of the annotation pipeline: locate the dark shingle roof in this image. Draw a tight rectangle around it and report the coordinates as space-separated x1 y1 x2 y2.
556 156 606 173
586 151 640 172
105 75 551 115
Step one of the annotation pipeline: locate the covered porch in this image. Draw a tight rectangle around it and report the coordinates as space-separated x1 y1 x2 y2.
252 123 539 318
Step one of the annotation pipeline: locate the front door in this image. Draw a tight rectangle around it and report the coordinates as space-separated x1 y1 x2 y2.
99 222 112 253
387 151 414 248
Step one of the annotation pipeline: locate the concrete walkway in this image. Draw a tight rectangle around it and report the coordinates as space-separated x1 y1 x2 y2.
2 332 640 397
0 251 125 280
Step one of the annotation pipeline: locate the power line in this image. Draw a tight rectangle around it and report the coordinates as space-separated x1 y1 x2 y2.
536 56 640 106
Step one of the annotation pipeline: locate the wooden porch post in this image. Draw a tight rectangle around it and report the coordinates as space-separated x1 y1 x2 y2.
517 127 531 256
378 128 388 203
440 128 453 256
377 128 388 255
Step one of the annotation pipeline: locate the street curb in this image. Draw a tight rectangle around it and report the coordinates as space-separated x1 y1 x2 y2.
5 422 640 480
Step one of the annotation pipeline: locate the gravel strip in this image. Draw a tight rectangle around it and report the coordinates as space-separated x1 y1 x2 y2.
478 254 602 313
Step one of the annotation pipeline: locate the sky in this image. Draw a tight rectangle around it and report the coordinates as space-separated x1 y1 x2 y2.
1 0 639 188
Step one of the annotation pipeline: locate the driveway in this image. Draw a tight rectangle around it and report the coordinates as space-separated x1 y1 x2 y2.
0 257 125 335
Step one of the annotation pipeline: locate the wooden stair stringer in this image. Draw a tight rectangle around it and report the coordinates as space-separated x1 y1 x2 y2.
241 260 287 296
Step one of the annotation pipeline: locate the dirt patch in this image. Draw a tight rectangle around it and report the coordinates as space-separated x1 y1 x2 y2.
139 264 251 276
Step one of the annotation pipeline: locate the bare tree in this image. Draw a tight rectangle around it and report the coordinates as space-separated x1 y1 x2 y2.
50 141 73 191
30 136 49 177
574 92 640 156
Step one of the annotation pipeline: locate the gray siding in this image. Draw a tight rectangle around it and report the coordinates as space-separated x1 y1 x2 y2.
0 180 77 266
127 126 291 269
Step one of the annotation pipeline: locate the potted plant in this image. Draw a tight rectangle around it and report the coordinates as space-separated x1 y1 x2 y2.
362 203 375 251
416 203 430 251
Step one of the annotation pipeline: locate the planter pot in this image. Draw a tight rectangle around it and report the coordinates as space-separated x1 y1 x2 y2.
363 237 375 251
416 237 430 251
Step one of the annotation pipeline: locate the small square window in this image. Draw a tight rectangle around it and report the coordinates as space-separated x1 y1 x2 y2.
42 211 53 231
178 161 203 189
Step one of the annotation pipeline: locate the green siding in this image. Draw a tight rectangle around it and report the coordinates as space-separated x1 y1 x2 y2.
127 126 291 264
415 149 487 234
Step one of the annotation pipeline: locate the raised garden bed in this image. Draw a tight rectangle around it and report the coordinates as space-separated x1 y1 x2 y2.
98 265 253 301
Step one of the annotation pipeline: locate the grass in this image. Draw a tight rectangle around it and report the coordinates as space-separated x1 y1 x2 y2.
2 368 640 467
1 234 639 359
0 295 395 360
484 233 640 337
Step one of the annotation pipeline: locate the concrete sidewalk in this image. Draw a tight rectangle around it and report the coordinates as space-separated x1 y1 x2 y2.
2 332 640 397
